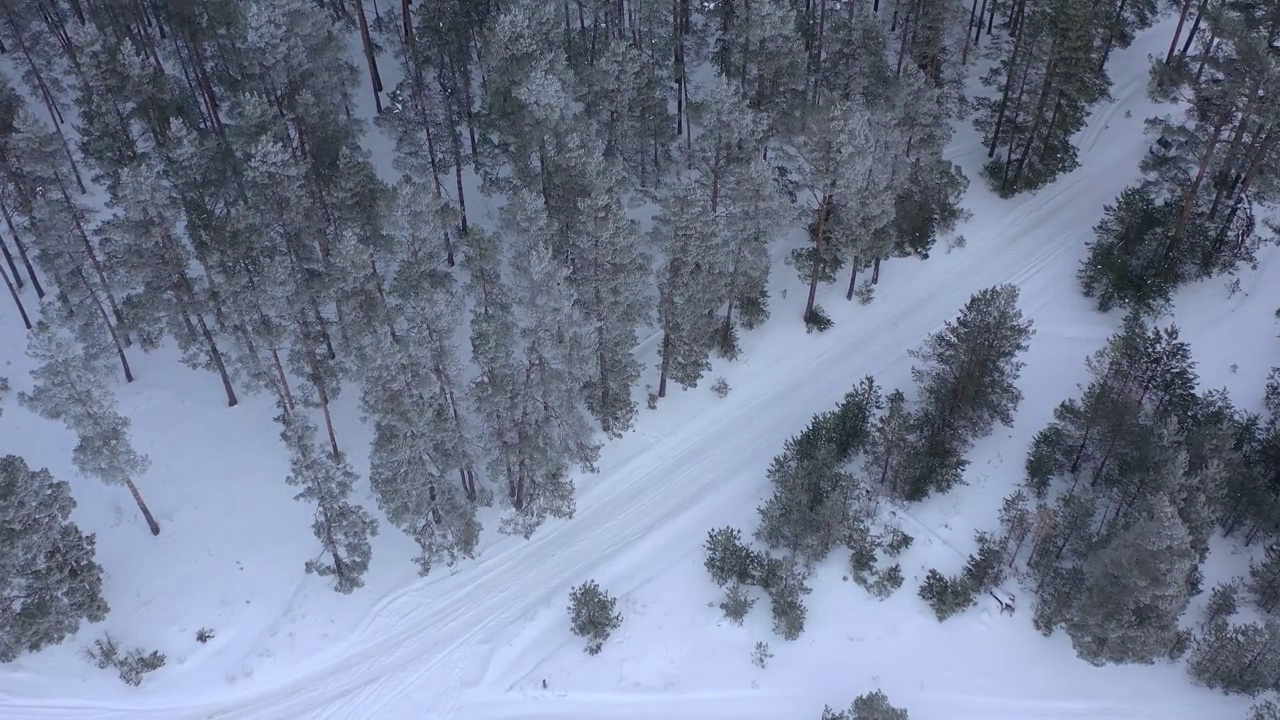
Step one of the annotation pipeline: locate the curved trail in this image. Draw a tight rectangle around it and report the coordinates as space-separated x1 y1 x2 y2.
0 23 1223 720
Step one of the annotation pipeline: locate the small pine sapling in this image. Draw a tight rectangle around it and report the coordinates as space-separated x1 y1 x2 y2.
804 305 834 333
851 689 911 719
846 522 878 587
880 527 914 558
195 628 215 644
85 633 121 669
720 583 756 625
751 640 773 669
822 689 911 720
918 569 974 621
869 564 904 599
711 377 731 397
738 291 770 330
567 580 623 655
854 279 875 305
714 324 741 360
765 556 811 640
85 633 166 686
1203 582 1239 629
704 526 760 587
117 649 166 686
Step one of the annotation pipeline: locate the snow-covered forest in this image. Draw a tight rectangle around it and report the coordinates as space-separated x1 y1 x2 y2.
0 0 1278 718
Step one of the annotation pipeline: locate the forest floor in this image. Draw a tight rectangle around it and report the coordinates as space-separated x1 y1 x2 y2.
0 17 1277 720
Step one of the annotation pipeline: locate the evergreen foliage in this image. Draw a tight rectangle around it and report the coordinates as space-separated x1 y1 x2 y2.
0 456 108 662
822 689 911 720
278 412 379 594
567 580 623 655
1189 618 1280 696
756 378 881 563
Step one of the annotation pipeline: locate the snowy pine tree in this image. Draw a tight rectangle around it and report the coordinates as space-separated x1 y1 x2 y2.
278 412 379 594
654 172 721 398
20 317 158 535
0 456 108 662
1065 494 1197 665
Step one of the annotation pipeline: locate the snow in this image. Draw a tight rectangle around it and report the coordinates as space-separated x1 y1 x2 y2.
0 18 1276 720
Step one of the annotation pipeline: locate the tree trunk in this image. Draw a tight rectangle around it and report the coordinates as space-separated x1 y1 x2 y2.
1097 0 1129 70
1 196 44 298
657 330 671 398
271 347 295 413
1009 57 1059 191
987 0 1029 158
804 196 830 318
1179 0 1208 59
1165 0 1196 64
1 262 31 329
196 311 238 407
126 478 161 536
0 231 22 288
58 177 127 333
845 259 858 300
354 0 384 113
963 0 981 64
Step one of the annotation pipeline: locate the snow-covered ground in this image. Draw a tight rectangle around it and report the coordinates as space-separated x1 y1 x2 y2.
1 18 1276 720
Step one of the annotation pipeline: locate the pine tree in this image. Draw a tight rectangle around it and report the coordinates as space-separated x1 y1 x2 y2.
552 132 651 436
757 380 881 562
822 689 911 720
1247 543 1280 613
654 172 721 398
691 76 792 354
974 0 1112 196
0 455 108 662
790 99 877 326
1078 183 1181 313
1189 618 1280 696
862 389 915 499
909 284 1034 441
1065 494 1197 665
898 285 1033 500
99 158 239 407
278 412 378 594
469 193 600 538
20 317 159 535
363 180 482 575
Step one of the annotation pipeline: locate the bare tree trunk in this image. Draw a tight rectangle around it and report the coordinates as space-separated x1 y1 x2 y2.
1165 0 1196 64
963 0 981 64
95 290 135 382
354 0 384 113
1179 0 1208 59
196 311 238 407
1 262 31 329
845 259 858 300
126 478 161 536
271 347 295 413
987 0 1029 158
0 194 44 298
316 376 341 459
58 176 127 332
804 196 831 318
0 231 22 288
657 331 671 398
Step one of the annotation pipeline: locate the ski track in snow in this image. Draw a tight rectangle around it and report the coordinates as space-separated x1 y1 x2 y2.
0 21 1267 720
